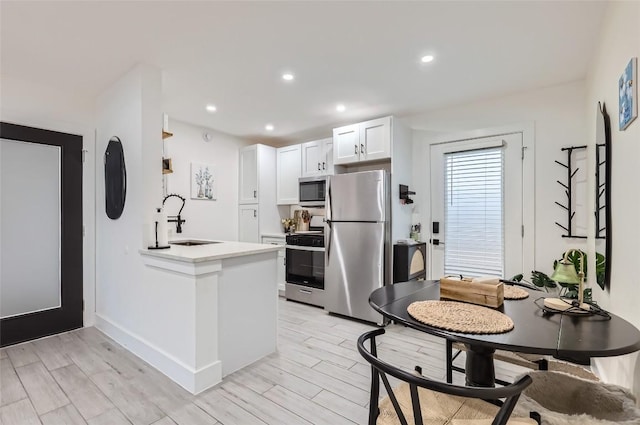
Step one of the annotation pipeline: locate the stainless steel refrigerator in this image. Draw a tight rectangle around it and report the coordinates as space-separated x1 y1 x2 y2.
324 170 390 325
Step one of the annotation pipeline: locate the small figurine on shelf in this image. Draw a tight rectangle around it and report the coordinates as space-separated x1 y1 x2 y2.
281 218 295 233
410 223 422 241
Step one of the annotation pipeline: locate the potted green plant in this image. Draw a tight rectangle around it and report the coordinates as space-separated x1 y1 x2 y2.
511 251 605 301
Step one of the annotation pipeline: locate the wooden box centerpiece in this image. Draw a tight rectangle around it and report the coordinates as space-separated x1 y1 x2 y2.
439 276 504 308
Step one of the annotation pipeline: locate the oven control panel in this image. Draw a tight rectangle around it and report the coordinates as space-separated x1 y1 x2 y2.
286 234 324 247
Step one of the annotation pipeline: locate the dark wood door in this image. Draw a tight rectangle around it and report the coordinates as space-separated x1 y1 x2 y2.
0 122 83 347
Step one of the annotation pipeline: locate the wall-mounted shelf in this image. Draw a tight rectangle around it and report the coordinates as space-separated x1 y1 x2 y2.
162 158 173 174
399 184 415 204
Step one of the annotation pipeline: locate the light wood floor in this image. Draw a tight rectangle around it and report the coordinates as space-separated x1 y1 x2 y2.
0 298 527 425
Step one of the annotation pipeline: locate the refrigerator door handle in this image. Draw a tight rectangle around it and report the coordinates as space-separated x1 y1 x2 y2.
325 177 332 261
326 177 332 222
325 218 332 261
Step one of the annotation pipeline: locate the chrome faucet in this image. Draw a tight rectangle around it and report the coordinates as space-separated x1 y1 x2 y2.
162 193 186 233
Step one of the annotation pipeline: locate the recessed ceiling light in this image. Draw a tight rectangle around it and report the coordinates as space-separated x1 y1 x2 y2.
205 104 217 113
265 124 274 131
336 104 346 112
282 73 294 81
421 55 434 63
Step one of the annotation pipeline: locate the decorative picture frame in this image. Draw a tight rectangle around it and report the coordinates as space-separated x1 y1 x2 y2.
190 162 216 200
619 57 637 131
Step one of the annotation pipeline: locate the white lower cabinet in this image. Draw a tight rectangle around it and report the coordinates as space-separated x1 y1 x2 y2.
261 235 286 294
239 205 260 243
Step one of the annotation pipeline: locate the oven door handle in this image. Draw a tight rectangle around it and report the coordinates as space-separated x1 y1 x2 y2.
285 245 325 252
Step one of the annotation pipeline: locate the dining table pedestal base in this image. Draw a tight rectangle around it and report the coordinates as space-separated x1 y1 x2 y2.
465 345 496 387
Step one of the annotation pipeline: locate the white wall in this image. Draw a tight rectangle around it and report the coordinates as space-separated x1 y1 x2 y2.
95 64 165 349
407 80 587 278
584 0 640 393
0 74 96 326
164 120 253 241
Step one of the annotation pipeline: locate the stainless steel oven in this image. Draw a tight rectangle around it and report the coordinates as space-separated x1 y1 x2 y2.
299 176 326 207
285 233 325 307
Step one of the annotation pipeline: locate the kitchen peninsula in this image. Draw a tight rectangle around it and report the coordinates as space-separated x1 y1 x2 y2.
124 241 281 394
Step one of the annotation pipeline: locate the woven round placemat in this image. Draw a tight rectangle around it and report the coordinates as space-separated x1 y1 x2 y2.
407 300 514 334
504 285 529 300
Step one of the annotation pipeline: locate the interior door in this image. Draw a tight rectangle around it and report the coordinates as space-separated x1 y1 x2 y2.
430 133 523 279
0 123 83 347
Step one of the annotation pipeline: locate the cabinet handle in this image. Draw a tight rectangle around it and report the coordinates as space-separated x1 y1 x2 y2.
354 145 358 155
318 162 321 171
253 190 257 198
299 289 312 295
322 161 326 170
360 144 365 154
253 210 257 218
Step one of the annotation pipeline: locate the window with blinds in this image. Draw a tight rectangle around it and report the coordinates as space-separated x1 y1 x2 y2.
444 147 504 277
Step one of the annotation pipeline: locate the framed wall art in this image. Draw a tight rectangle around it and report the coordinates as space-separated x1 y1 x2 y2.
619 57 637 131
190 162 216 200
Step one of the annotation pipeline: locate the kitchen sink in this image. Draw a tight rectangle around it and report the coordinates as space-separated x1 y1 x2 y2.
169 240 220 246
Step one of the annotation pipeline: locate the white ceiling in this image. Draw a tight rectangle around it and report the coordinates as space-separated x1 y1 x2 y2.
1 1 606 143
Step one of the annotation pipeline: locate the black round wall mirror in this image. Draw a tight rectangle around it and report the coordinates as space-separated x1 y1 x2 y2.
595 102 611 290
104 136 127 219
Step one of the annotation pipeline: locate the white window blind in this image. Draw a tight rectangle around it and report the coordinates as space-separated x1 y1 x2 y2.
444 147 504 277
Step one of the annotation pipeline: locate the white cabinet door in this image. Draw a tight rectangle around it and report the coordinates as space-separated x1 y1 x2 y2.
239 205 259 243
333 124 360 165
277 145 301 204
360 116 391 162
301 140 323 177
239 145 258 204
321 138 334 175
261 236 286 293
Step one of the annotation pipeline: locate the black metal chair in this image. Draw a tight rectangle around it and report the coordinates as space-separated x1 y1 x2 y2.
358 328 540 425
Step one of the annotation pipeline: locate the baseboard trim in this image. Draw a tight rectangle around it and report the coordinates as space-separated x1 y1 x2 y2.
94 314 221 394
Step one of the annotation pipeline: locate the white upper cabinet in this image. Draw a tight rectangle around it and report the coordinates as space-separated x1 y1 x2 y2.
301 140 322 177
277 145 302 205
239 145 258 204
333 116 392 165
301 137 334 177
333 124 360 165
322 139 334 175
360 117 391 161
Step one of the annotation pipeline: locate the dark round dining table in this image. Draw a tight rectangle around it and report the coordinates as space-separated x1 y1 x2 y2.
369 280 640 387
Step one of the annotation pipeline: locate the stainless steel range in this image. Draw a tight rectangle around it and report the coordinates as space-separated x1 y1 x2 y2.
285 228 325 308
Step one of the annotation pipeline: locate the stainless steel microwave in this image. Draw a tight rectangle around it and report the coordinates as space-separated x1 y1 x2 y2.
299 176 326 207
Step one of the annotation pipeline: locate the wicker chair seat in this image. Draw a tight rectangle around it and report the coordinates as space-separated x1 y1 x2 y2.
378 381 537 425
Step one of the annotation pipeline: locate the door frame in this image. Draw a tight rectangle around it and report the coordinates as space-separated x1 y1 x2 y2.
422 122 536 278
0 122 83 346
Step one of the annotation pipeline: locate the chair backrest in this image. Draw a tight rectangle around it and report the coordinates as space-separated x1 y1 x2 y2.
357 328 533 425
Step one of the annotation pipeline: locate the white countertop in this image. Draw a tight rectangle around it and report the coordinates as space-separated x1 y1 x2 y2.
139 240 281 263
261 232 287 239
